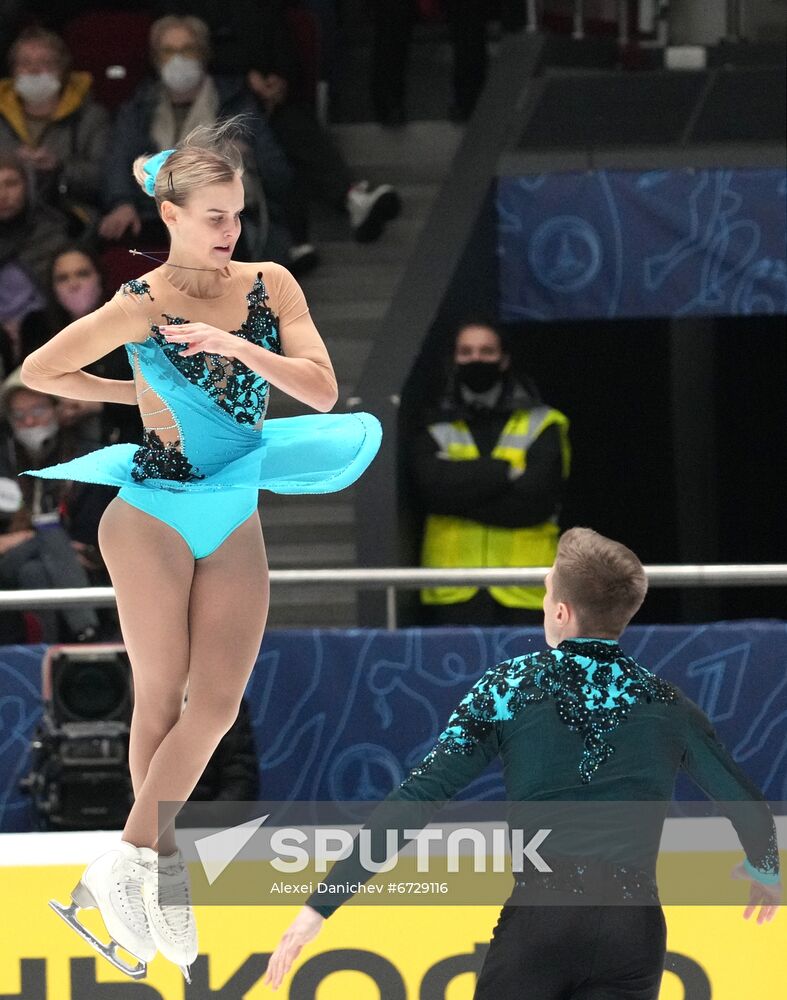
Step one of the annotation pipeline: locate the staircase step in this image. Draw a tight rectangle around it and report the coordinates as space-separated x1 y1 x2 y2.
265 540 357 567
331 122 463 171
259 493 356 524
308 235 425 267
268 381 355 417
322 340 374 383
266 600 358 629
268 583 357 607
298 262 402 302
311 299 388 323
349 158 463 187
258 116 459 625
315 315 382 343
260 518 355 549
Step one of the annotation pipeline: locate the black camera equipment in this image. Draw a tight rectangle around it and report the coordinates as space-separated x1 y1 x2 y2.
21 645 134 830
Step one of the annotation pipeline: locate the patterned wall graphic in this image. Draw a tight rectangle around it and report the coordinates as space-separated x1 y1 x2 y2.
497 169 787 321
1 623 785 831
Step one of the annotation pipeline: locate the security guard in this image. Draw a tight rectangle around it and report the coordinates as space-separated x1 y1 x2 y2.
413 320 570 625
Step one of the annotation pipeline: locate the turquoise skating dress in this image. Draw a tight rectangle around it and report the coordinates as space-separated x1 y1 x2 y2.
22 262 381 558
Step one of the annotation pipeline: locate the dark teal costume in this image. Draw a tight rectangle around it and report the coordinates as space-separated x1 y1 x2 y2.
307 638 779 916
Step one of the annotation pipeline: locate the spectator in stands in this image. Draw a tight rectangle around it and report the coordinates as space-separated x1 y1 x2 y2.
0 152 69 294
189 696 260 802
0 260 44 379
152 2 401 271
99 15 292 262
372 1 525 125
413 319 570 625
0 27 110 231
20 245 139 444
0 367 113 641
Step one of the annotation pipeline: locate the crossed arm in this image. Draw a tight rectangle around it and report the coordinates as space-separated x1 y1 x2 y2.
21 269 338 414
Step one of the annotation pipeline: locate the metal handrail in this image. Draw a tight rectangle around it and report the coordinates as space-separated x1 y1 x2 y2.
1 564 785 630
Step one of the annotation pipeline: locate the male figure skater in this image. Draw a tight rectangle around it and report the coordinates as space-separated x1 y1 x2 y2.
265 528 781 996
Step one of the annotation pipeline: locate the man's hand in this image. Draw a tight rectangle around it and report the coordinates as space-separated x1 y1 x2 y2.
731 862 781 924
99 204 142 240
264 906 325 990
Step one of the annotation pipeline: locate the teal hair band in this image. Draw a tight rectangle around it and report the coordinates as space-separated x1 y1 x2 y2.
142 149 176 197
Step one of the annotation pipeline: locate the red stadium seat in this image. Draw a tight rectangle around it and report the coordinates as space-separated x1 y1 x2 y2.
62 11 155 111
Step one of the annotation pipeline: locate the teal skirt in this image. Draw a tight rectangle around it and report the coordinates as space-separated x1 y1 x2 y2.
23 412 382 495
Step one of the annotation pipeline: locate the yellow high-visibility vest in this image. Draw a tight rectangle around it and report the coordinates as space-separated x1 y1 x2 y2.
421 406 570 609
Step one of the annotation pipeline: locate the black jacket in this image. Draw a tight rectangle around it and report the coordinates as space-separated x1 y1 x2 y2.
411 376 567 529
0 425 115 545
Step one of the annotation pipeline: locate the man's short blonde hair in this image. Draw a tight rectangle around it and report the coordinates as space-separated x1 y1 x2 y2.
552 527 648 637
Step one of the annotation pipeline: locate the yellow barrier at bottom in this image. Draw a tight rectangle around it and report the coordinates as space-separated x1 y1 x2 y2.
0 865 784 999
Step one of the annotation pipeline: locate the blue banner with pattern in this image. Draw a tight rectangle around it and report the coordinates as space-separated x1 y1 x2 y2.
497 169 787 320
1 622 785 831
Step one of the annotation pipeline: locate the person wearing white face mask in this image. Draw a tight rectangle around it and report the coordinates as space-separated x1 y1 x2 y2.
7 391 58 454
18 246 140 445
0 27 110 228
0 368 105 642
100 15 292 263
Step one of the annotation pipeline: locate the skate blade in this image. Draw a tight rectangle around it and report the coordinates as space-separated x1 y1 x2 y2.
49 898 148 980
179 964 192 984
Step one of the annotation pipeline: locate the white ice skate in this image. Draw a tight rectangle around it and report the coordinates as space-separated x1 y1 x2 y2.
49 841 156 979
140 847 198 983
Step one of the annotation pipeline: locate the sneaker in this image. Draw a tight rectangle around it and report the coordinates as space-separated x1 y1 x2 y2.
347 182 402 243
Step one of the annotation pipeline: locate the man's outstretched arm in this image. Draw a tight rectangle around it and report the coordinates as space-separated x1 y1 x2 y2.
263 666 508 989
680 693 781 923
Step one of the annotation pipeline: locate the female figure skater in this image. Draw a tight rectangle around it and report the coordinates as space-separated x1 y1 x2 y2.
21 121 380 981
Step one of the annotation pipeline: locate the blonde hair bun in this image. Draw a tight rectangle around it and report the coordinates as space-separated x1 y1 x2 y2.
131 117 246 205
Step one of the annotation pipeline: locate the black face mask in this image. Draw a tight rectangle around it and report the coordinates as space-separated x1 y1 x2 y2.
456 360 503 394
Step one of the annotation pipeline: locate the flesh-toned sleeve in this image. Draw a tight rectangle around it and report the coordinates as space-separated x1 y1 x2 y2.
264 263 331 363
251 263 337 412
20 286 151 404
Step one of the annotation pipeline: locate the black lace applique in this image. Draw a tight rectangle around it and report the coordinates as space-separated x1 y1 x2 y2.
536 640 678 783
131 428 205 484
150 273 281 426
407 640 678 786
120 279 155 301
